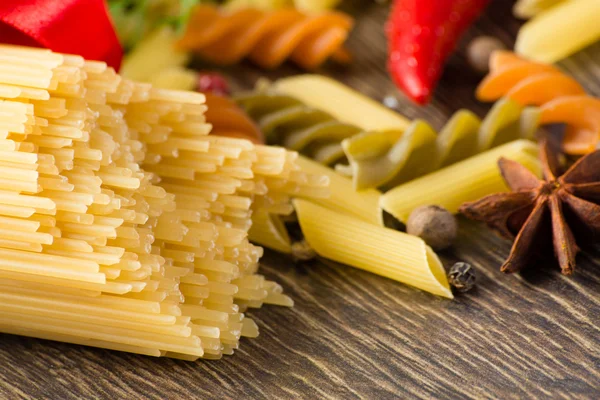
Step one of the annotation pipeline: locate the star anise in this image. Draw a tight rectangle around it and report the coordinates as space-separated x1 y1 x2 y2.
459 139 600 275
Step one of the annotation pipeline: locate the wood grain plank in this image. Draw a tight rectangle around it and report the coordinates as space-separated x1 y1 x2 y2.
2 1 600 399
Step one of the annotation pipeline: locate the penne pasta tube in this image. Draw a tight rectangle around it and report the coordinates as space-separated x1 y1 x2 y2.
295 155 382 226
380 140 542 223
294 199 452 298
273 75 409 132
248 210 292 254
515 0 600 63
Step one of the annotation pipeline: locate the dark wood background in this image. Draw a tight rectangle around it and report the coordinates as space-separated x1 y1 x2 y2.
2 1 600 399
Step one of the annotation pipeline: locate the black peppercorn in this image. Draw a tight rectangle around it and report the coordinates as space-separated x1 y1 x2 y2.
448 262 476 292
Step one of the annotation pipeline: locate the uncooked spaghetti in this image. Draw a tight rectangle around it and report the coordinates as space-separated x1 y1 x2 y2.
0 44 328 360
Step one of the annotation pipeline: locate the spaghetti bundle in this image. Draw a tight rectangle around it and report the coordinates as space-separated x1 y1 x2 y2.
0 44 327 359
177 5 353 69
477 51 600 155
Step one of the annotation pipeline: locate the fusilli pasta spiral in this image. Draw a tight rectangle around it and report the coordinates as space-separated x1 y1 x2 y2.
236 90 361 166
237 85 537 190
177 5 353 70
537 96 600 155
477 51 599 154
341 98 536 190
477 51 585 104
205 93 264 144
224 0 341 12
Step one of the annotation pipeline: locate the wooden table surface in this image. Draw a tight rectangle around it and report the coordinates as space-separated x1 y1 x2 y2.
2 1 600 399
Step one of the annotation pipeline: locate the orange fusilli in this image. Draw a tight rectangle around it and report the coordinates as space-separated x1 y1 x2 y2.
178 5 353 70
205 93 265 144
477 51 586 104
477 51 599 154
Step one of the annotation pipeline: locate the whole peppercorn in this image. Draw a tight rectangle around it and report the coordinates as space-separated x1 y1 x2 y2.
448 262 476 292
467 36 506 74
406 205 457 250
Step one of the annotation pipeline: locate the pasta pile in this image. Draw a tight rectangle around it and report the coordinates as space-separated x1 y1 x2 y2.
0 44 328 359
238 77 539 190
233 78 506 299
177 5 354 70
478 51 600 154
204 74 534 300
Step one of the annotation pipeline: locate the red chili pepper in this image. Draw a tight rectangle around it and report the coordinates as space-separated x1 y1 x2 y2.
0 0 122 70
386 0 490 105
